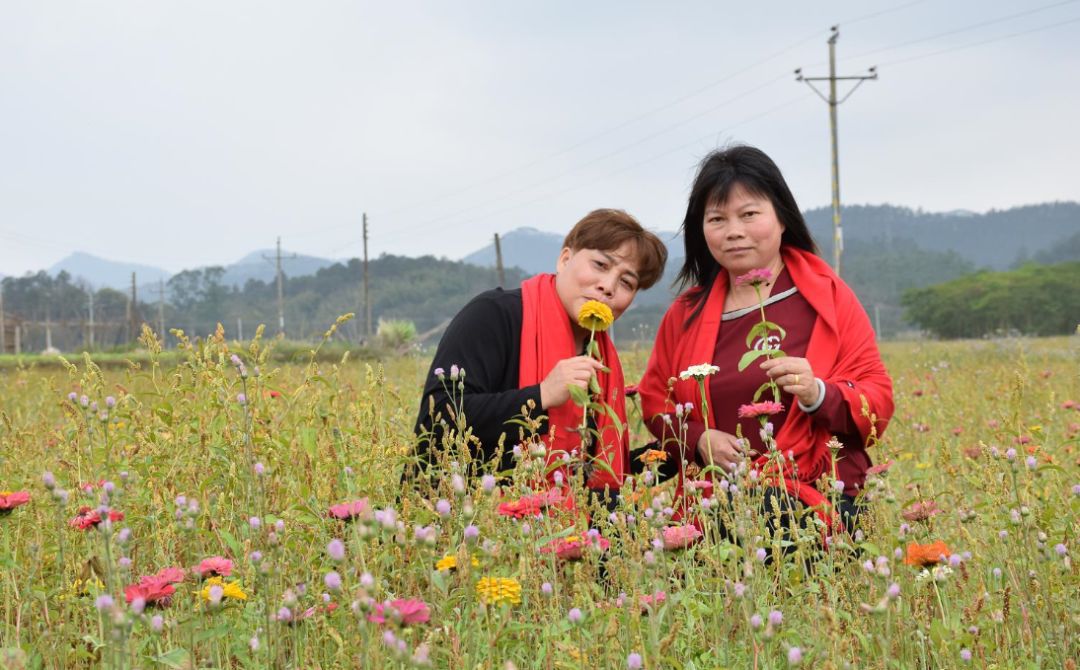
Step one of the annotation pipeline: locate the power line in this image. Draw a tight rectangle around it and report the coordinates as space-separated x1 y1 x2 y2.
301 0 930 241
842 0 1080 63
877 14 1080 68
412 93 811 233
379 74 792 243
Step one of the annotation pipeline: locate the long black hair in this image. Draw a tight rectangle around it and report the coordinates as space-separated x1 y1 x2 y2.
675 145 818 320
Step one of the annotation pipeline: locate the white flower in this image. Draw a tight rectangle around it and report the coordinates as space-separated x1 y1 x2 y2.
679 364 720 380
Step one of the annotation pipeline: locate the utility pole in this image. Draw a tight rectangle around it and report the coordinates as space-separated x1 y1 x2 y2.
795 26 877 277
87 286 95 350
157 278 166 344
494 233 506 288
129 272 138 344
0 281 6 354
263 237 296 337
362 213 372 339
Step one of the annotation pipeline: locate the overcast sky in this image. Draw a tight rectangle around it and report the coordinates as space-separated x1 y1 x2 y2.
2 0 1078 276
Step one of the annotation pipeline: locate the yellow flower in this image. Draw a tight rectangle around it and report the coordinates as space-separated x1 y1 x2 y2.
435 554 480 572
200 576 248 602
577 300 613 332
475 576 522 606
57 577 106 602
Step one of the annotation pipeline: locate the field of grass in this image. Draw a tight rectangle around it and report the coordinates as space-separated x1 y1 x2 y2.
0 330 1077 669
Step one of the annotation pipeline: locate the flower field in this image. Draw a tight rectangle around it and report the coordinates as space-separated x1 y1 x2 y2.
0 328 1077 669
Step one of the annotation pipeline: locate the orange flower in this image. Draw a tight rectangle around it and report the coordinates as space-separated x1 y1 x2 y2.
903 540 950 567
639 449 668 465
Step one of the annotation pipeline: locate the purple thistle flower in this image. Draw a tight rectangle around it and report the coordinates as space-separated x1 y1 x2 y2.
324 571 342 592
105 396 116 408
481 474 496 493
787 647 803 666
749 613 763 629
42 471 56 490
436 499 451 517
541 582 553 596
768 610 783 627
327 538 346 561
94 594 114 611
253 462 265 476
151 615 164 631
960 649 972 662
627 653 643 669
464 524 479 543
237 393 247 405
567 607 583 624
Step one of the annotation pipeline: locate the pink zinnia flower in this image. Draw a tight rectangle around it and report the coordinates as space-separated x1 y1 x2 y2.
661 524 702 550
901 500 943 522
737 401 784 419
328 498 372 522
0 491 30 514
638 591 667 613
866 460 893 476
540 534 610 561
624 384 640 398
197 556 234 578
367 599 430 626
152 567 186 584
496 488 563 519
69 506 124 530
734 268 773 287
687 480 714 496
124 577 176 607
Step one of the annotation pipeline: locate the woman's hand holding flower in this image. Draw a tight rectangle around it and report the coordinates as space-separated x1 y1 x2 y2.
760 357 819 408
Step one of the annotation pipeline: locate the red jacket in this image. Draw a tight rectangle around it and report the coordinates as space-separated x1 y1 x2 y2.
639 247 893 519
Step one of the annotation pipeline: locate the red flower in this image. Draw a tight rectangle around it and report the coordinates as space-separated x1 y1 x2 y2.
737 401 784 419
301 601 339 619
624 384 639 398
497 489 563 519
268 390 282 399
661 524 702 550
196 556 233 578
153 567 187 584
124 577 176 607
0 491 30 514
328 498 373 522
69 506 124 530
540 534 610 561
367 599 430 626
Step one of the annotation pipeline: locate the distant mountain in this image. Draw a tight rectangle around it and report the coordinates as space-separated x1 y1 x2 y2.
805 202 1080 270
48 252 171 290
463 226 684 307
216 250 342 288
468 202 1080 279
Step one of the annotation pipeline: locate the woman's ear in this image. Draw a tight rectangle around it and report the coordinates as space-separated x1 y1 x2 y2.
555 247 573 273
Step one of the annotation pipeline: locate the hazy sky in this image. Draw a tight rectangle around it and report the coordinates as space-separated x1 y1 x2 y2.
2 1 1078 276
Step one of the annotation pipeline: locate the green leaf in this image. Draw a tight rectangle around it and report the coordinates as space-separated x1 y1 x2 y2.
218 529 243 561
588 374 601 395
153 648 192 669
737 349 770 372
301 427 318 460
567 385 590 407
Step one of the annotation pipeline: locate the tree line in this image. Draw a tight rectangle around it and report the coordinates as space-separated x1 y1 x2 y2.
901 262 1080 338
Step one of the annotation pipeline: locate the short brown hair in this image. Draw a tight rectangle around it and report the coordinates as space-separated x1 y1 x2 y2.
561 209 668 290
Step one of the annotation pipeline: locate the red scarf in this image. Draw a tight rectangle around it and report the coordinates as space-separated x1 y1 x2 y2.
520 274 629 492
640 247 893 530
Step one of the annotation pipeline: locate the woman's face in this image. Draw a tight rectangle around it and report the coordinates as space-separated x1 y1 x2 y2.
702 183 785 278
555 241 641 326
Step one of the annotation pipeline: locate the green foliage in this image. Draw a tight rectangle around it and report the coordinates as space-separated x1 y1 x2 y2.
902 261 1080 338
